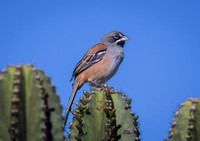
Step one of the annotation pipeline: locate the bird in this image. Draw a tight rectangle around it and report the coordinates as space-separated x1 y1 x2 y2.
64 31 130 127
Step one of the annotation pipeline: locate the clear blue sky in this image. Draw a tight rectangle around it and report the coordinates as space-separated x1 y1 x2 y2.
1 1 200 140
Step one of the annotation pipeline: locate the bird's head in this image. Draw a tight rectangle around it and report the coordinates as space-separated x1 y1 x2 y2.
100 31 130 47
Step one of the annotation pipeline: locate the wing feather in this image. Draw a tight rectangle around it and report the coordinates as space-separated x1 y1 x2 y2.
70 43 107 81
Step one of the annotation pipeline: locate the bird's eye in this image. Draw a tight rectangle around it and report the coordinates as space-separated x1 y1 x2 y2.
114 34 120 40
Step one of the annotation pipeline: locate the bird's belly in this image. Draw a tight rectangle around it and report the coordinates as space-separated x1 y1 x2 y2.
94 55 123 84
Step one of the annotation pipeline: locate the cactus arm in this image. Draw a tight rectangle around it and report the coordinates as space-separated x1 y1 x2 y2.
169 101 192 141
69 85 140 141
168 98 200 141
37 70 63 140
0 66 16 141
112 94 140 141
0 65 64 141
190 98 200 141
82 90 107 141
69 90 107 141
195 99 200 139
24 66 46 141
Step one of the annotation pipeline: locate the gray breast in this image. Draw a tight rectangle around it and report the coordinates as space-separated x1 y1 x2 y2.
103 46 124 81
109 46 124 70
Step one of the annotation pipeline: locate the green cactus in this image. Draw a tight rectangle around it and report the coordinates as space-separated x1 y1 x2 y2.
0 64 63 141
166 98 200 141
68 84 140 141
3 64 199 141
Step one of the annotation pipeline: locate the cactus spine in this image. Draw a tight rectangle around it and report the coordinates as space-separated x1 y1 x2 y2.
0 65 63 141
68 84 140 141
167 98 200 141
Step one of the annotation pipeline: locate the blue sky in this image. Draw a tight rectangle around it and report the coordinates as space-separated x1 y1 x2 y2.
1 1 200 140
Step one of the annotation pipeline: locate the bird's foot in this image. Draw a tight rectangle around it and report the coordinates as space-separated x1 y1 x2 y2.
90 81 104 91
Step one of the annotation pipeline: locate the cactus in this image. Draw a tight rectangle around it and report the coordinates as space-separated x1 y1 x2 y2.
2 64 199 141
68 84 140 141
0 64 63 141
166 98 200 141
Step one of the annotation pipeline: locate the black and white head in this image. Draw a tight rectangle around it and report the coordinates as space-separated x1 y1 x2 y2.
100 31 130 47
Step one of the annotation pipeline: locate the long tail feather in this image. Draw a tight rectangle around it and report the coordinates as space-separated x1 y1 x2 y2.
64 81 79 127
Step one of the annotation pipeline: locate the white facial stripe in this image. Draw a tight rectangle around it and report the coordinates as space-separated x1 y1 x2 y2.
116 39 123 43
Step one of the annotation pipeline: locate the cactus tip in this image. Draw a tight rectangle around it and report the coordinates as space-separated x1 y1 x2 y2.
10 120 18 127
130 111 134 116
192 98 199 103
175 111 179 117
188 98 194 101
26 63 34 67
190 105 196 112
41 125 47 132
83 90 88 94
127 98 132 105
35 75 41 81
75 102 80 107
83 90 89 98
188 115 195 122
13 79 20 85
16 64 23 68
186 134 192 140
41 114 47 121
11 109 19 116
12 87 20 94
125 103 131 110
71 109 75 115
134 115 139 122
2 68 7 73
8 64 15 67
103 83 108 88
179 103 185 108
11 97 20 104
135 137 140 141
188 124 195 131
41 104 48 111
168 128 173 138
90 87 94 91
37 85 43 90
14 71 21 77
171 121 176 128
32 67 37 72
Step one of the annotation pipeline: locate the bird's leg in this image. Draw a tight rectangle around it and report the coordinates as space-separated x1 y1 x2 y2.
90 80 104 90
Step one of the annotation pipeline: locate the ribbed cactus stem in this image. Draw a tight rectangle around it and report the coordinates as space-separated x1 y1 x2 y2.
167 98 200 141
69 84 140 141
0 65 63 141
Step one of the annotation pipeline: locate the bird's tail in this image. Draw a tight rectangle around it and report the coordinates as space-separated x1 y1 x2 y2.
63 81 79 127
